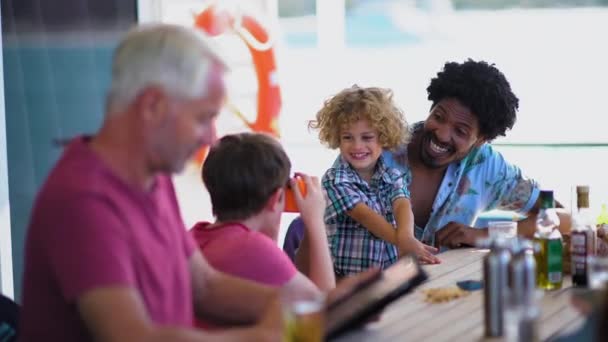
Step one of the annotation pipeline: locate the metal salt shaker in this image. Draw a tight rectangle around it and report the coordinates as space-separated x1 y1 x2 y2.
509 238 537 305
508 238 540 342
481 237 512 337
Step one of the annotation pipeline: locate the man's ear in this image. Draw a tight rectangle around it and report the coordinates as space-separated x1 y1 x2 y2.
135 86 168 124
265 188 285 212
473 136 487 148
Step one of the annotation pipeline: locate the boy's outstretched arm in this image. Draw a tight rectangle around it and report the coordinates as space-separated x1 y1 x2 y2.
393 198 440 264
347 203 399 244
346 199 441 264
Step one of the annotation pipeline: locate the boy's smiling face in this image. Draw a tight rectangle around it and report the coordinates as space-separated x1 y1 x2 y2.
339 119 383 179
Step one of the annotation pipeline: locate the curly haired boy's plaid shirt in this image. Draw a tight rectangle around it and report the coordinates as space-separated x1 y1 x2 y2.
323 155 411 276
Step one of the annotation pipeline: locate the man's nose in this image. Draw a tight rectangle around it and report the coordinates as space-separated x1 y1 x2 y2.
434 124 451 143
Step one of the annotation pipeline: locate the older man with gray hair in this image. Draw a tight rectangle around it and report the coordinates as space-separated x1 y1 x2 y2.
18 23 281 341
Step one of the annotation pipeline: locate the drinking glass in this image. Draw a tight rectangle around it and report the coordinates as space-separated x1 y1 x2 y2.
489 221 518 240
587 256 608 289
282 290 326 342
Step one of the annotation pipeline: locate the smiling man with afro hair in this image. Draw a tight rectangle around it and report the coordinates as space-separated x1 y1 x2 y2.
383 59 571 249
426 59 519 141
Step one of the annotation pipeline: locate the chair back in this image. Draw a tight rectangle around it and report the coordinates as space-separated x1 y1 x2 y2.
283 216 305 263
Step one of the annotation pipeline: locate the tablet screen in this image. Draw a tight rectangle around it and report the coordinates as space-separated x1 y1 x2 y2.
325 255 428 339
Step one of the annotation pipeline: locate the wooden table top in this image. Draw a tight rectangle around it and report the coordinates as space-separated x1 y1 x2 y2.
333 248 584 341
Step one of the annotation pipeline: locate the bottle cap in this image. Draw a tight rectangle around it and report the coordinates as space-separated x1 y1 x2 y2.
539 190 554 209
576 185 590 209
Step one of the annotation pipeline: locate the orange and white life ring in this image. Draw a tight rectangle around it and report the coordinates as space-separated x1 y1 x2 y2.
193 3 282 165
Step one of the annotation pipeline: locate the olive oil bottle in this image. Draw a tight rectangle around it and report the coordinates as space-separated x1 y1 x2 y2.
534 190 563 290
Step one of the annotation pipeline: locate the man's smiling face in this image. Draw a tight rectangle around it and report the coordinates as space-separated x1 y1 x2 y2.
419 98 486 169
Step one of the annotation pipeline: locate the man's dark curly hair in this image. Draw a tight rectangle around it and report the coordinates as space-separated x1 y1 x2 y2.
426 59 519 141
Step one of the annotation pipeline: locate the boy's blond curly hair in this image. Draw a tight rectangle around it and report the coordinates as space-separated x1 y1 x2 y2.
309 85 410 150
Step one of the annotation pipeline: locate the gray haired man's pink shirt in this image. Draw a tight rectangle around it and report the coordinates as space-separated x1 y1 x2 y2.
19 137 197 341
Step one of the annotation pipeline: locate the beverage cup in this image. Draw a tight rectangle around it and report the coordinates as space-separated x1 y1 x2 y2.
489 221 518 240
282 290 325 342
587 256 608 289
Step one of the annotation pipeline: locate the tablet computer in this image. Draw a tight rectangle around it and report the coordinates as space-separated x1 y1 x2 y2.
325 254 428 339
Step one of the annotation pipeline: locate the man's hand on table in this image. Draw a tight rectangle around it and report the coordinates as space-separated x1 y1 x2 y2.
435 222 488 249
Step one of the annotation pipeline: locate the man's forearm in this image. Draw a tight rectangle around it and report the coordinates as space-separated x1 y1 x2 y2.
148 326 265 342
196 272 277 325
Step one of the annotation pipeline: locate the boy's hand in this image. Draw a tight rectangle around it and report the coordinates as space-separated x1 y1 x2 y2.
291 173 325 228
398 237 441 264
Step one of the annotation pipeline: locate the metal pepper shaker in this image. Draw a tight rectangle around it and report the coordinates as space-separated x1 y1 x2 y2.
507 238 540 342
509 238 537 305
481 237 512 337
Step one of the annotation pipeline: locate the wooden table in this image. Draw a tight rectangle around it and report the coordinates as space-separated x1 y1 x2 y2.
334 248 584 341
